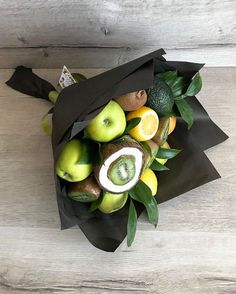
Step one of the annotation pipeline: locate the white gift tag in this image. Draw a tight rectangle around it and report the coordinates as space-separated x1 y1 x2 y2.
59 66 77 88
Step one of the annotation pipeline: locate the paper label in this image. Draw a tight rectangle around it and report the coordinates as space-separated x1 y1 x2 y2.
59 66 77 88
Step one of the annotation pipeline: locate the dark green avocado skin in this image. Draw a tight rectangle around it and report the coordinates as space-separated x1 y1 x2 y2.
147 76 174 115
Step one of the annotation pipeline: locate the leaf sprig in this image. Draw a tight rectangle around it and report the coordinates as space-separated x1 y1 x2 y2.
156 147 181 159
123 117 141 135
158 71 202 129
127 180 159 246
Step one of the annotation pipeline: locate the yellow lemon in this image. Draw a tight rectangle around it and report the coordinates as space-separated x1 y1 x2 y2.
140 168 158 196
126 106 159 141
156 141 170 165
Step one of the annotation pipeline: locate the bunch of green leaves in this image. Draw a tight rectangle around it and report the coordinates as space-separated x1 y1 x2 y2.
127 146 181 246
157 71 202 129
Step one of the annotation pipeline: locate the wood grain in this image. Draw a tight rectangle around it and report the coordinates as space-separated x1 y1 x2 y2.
1 46 236 69
0 0 235 48
0 0 236 68
0 67 235 293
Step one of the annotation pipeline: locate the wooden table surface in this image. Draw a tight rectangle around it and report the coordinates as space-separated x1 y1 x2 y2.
0 68 235 294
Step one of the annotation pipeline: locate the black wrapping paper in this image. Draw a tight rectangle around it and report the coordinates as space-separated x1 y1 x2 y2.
6 49 228 252
6 66 56 99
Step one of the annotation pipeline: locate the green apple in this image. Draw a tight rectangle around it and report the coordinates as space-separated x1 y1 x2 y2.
48 90 59 104
41 111 52 136
56 139 93 182
98 191 128 214
72 72 87 82
85 100 126 142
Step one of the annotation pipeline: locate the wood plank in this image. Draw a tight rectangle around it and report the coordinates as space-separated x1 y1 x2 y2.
1 0 235 68
1 46 236 69
0 67 235 293
0 228 235 293
0 0 235 49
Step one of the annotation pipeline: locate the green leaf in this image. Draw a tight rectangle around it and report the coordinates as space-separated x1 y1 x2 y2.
171 77 188 97
140 141 152 155
165 110 178 117
89 193 103 212
174 94 187 101
129 181 158 225
93 143 103 165
175 99 194 129
150 160 169 171
156 147 181 159
186 72 202 97
124 117 141 134
78 140 97 164
157 71 177 88
127 199 138 247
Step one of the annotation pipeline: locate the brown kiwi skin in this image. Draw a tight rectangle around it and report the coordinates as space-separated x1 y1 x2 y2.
152 117 170 146
114 90 147 111
141 140 159 169
67 175 101 202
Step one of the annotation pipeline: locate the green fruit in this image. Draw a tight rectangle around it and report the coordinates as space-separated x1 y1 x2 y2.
41 112 53 136
56 139 94 182
94 136 145 193
98 191 128 214
108 155 136 186
67 176 101 202
72 72 87 82
85 100 126 142
48 90 59 104
147 76 174 115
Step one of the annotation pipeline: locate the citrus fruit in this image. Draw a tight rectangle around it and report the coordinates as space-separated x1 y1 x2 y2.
98 192 128 214
147 76 174 115
140 168 158 196
156 141 170 165
126 106 159 141
168 116 177 134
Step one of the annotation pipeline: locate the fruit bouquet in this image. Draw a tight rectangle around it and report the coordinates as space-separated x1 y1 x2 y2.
6 49 228 251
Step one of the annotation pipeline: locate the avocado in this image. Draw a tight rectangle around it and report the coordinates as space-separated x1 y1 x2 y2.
147 75 174 115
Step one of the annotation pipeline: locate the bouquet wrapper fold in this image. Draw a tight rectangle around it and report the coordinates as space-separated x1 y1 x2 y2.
6 66 56 99
6 49 228 252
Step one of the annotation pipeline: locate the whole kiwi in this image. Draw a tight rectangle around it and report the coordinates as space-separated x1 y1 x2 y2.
114 90 147 111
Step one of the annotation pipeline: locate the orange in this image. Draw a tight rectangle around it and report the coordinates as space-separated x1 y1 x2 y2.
156 141 170 165
140 168 158 196
168 116 176 135
126 106 159 141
